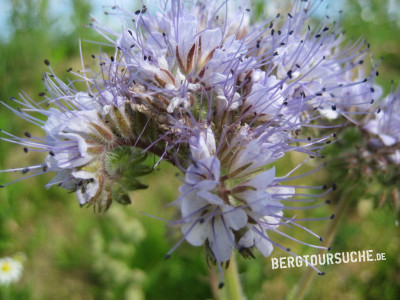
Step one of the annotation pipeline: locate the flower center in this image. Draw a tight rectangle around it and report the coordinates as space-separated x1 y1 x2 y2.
1 262 12 273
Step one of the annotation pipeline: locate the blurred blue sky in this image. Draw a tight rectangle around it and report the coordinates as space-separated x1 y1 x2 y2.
0 0 137 41
0 0 349 42
1 0 399 42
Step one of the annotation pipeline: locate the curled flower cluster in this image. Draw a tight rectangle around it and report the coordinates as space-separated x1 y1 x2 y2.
1 0 396 282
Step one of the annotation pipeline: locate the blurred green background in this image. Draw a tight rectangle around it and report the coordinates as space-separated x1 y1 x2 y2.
0 0 399 299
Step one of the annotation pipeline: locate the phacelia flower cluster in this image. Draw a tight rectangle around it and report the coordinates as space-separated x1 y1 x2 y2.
1 0 397 283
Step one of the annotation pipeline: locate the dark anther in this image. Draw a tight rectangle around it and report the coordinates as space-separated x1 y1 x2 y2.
288 13 293 18
66 68 72 72
331 105 337 111
91 54 95 59
23 147 29 153
307 137 311 141
280 42 286 46
128 29 133 36
323 27 329 31
24 132 31 138
289 30 294 35
326 140 331 144
144 55 148 61
325 200 331 204
318 272 325 276
322 185 327 190
38 92 46 97
316 92 323 96
286 248 291 252
370 87 375 93
330 214 335 219
165 254 171 259
328 247 332 251
22 168 29 174
278 30 281 35
271 29 275 36
269 22 273 29
110 56 114 62
276 13 280 18
295 64 300 68
377 108 381 113
135 9 141 15
315 34 321 38
218 282 224 289
370 99 374 104
358 60 364 64
42 165 48 172
49 151 55 156
363 78 368 82
375 71 379 76
332 183 337 190
333 133 337 138
308 25 311 31
319 237 324 242
44 59 50 66
246 8 251 12
287 70 293 79
273 51 279 56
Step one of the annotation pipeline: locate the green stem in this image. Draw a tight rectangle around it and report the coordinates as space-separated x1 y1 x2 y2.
216 254 246 300
291 185 357 300
1 285 10 300
220 254 245 300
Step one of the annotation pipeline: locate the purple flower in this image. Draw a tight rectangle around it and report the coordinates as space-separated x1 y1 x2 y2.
363 83 400 164
1 62 154 211
364 84 400 147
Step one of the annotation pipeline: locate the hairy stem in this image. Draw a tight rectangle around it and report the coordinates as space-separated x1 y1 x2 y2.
219 254 245 300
